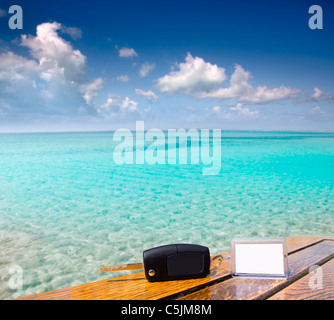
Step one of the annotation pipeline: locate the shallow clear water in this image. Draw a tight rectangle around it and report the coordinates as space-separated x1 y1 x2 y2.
0 131 333 299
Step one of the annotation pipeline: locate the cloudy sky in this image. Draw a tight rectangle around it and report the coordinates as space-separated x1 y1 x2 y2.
0 0 333 132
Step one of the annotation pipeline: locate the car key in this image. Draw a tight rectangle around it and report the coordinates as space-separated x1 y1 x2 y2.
99 244 211 282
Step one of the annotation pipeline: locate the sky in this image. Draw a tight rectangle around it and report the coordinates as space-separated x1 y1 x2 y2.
0 0 333 132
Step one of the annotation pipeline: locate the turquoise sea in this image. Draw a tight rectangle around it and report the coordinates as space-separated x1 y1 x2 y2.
0 131 334 299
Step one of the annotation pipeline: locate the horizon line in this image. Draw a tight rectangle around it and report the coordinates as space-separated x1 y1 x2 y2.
1 129 334 134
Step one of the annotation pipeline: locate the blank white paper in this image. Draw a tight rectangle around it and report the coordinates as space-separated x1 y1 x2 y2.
234 243 285 275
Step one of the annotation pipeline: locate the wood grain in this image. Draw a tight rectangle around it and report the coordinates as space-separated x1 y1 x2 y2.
285 235 323 253
17 255 232 300
178 240 334 300
269 258 334 300
16 236 330 300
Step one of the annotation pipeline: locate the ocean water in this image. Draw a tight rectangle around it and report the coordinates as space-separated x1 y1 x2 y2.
0 131 333 299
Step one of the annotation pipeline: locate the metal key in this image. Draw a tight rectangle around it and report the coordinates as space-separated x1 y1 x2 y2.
99 263 144 273
99 243 211 282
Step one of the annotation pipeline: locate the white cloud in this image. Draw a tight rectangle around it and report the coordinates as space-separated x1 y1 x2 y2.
2 22 93 116
116 74 130 82
80 78 103 104
309 106 326 117
157 53 226 94
311 87 334 101
98 94 139 118
229 103 259 117
310 106 322 114
300 105 328 121
0 22 139 122
243 85 300 103
0 51 39 83
0 51 43 118
118 47 138 58
20 22 86 83
135 89 158 102
139 62 155 77
212 103 259 119
197 64 300 103
196 64 252 100
157 55 300 104
312 87 323 100
60 26 82 40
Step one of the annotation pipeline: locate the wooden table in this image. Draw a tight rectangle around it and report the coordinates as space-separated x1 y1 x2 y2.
18 236 334 300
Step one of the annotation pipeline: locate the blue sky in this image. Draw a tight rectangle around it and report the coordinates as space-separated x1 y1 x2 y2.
0 0 333 132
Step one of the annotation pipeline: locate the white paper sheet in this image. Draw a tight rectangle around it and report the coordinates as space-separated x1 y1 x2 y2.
234 243 285 275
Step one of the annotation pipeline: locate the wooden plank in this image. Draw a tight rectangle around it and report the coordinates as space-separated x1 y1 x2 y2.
17 254 233 300
17 236 327 300
177 240 334 300
285 235 323 253
268 258 334 300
